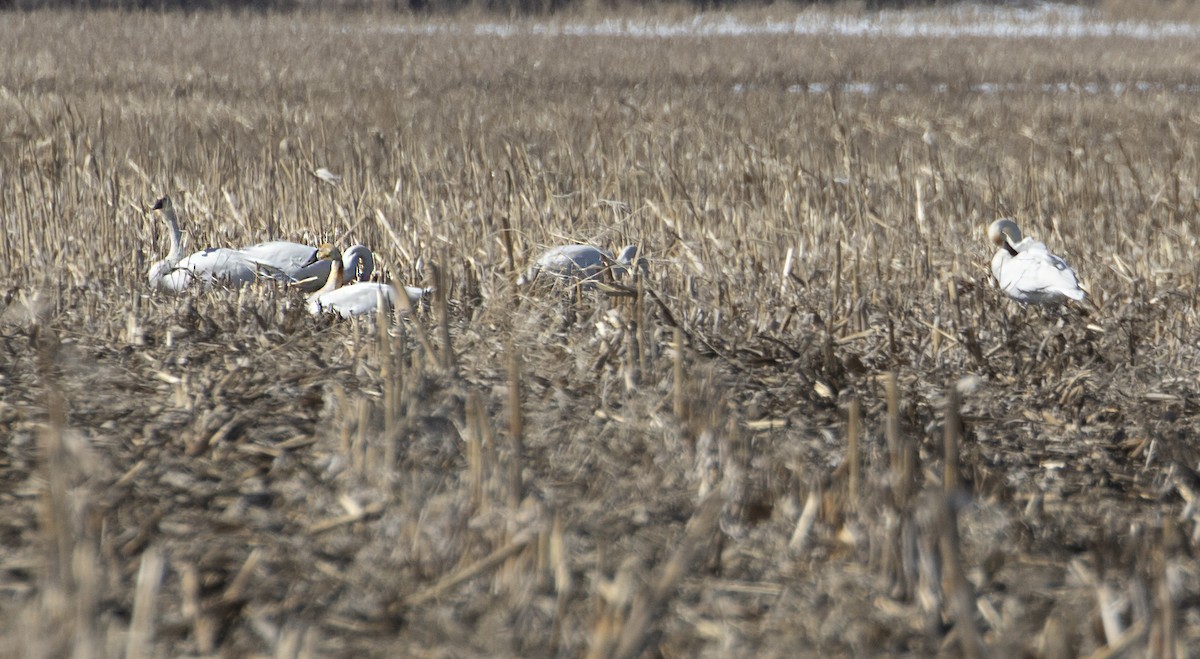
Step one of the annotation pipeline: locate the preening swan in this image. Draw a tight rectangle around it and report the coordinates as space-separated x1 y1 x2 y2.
518 244 647 286
988 218 1085 305
304 243 429 318
147 196 269 292
237 241 375 292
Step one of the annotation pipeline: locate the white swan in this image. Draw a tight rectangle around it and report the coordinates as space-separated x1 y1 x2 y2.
304 243 429 318
518 244 647 286
147 196 269 292
237 241 375 292
988 218 1085 305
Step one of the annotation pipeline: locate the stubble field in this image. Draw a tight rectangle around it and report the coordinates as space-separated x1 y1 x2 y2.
3 6 1200 657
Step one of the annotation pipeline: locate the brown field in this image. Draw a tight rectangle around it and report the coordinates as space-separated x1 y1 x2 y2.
3 7 1200 657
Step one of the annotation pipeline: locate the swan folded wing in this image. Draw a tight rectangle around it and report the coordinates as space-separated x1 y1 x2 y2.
308 282 399 318
1003 249 1085 302
239 241 315 271
526 245 617 284
242 258 299 285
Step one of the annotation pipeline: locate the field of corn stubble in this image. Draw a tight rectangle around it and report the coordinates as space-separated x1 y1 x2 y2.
3 7 1200 657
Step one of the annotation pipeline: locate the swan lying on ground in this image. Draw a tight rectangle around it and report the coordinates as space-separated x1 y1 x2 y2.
987 218 1085 305
147 196 270 292
518 244 647 286
304 243 429 318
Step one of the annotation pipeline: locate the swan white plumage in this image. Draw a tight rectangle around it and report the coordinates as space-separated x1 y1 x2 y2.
518 244 647 286
304 243 429 318
237 241 375 292
988 218 1085 305
147 196 269 292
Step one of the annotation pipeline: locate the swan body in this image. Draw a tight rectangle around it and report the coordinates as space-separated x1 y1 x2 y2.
305 243 429 318
148 196 269 292
988 218 1085 305
519 244 647 286
237 241 375 292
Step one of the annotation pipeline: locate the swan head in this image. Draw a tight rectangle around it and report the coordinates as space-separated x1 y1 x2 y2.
987 218 1022 248
615 244 649 277
342 245 374 283
303 243 342 267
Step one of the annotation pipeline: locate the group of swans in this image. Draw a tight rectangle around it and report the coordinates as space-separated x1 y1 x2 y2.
521 221 1081 309
303 244 430 318
987 218 1086 306
147 196 411 317
148 195 649 318
151 196 1084 318
148 196 376 295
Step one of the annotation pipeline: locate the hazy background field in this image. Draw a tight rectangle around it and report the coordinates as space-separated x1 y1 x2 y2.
3 4 1200 657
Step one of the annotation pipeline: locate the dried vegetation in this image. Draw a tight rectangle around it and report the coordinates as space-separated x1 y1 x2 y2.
2 9 1200 657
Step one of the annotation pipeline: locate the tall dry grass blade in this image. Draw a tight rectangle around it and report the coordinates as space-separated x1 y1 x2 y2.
943 383 961 494
885 371 900 470
1039 615 1075 659
465 392 487 513
378 310 399 485
1096 581 1127 648
1155 574 1178 659
499 205 516 277
273 624 318 659
672 326 685 421
400 282 439 372
507 347 524 511
788 479 821 554
1088 619 1148 659
124 547 165 659
610 493 723 659
433 257 454 372
222 549 263 605
885 372 914 507
833 239 842 332
180 562 216 655
635 280 648 378
402 529 535 609
847 398 860 512
780 246 794 296
28 326 95 657
623 307 640 393
307 501 385 535
934 494 983 659
37 392 72 593
550 510 571 635
353 397 370 474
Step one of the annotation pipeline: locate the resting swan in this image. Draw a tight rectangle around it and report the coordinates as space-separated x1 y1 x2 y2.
237 241 375 292
988 218 1085 305
147 196 266 292
518 244 647 286
304 243 429 318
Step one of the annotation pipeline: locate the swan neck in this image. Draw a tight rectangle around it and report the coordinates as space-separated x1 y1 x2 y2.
319 258 344 294
163 205 183 262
